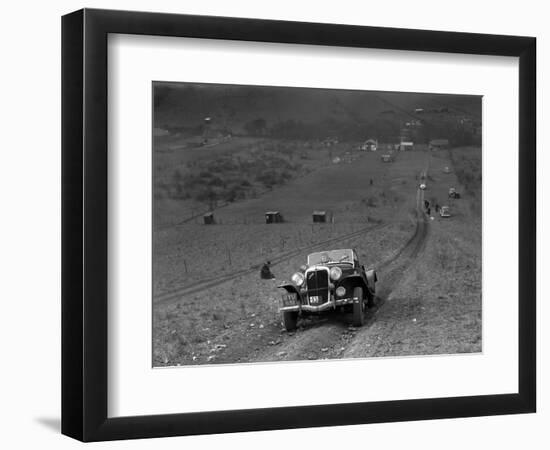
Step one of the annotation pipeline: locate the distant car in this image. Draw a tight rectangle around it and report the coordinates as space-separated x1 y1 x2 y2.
448 187 460 199
439 206 451 218
277 249 377 331
419 183 426 190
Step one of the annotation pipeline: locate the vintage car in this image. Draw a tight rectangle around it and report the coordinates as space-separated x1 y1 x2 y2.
439 205 451 218
277 249 377 331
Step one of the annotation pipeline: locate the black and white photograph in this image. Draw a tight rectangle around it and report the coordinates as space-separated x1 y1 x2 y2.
152 82 482 367
0 0 542 447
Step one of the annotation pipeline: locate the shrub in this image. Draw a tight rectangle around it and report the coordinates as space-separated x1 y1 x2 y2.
364 196 378 207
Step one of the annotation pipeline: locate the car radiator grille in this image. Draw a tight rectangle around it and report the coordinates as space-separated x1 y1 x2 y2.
306 269 329 304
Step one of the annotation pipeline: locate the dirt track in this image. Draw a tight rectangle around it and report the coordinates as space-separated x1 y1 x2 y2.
375 184 429 298
153 149 481 366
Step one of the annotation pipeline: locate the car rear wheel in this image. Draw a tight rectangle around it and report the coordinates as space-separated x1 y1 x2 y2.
352 286 364 327
282 311 298 331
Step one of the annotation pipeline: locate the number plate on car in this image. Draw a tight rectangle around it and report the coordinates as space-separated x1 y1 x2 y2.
282 293 298 306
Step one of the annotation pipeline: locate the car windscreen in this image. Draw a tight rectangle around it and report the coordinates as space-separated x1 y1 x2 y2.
307 250 353 265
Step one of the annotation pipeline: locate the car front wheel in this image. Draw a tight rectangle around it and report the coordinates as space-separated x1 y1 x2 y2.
282 311 298 331
352 286 365 327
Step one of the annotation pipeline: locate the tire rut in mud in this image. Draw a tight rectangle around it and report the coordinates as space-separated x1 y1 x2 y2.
340 178 432 359
375 209 429 301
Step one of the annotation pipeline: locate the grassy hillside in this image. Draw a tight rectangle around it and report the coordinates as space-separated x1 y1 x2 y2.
153 82 481 143
449 146 482 216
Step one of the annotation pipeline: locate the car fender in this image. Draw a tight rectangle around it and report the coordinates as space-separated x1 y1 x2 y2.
339 274 368 296
365 269 377 293
277 283 302 300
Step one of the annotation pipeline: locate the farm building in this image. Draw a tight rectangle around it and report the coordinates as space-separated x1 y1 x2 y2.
323 137 339 147
361 139 378 151
203 212 215 225
429 139 450 151
265 211 283 224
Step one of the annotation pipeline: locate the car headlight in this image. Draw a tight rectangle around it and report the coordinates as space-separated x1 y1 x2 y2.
291 272 305 287
335 286 346 297
329 267 342 281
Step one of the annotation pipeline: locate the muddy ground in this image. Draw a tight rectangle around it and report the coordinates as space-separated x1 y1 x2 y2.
152 146 481 366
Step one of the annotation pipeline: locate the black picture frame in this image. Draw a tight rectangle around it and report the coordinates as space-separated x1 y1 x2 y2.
62 8 536 442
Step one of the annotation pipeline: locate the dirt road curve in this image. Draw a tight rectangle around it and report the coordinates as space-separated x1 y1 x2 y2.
375 182 429 299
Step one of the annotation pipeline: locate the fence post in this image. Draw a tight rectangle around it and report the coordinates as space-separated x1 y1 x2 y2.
226 245 232 265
